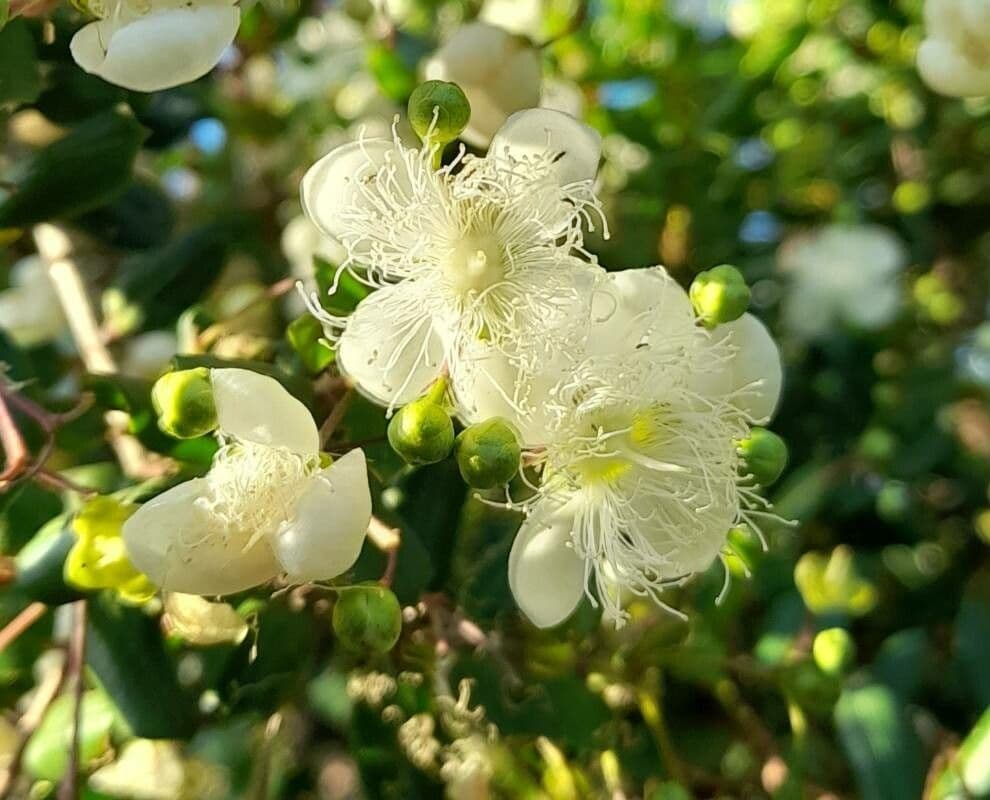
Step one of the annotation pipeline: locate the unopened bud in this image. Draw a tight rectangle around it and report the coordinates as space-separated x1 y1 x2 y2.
690 264 750 328
332 582 402 654
812 627 856 677
737 427 788 486
387 381 454 465
152 367 218 439
407 80 471 145
455 417 521 489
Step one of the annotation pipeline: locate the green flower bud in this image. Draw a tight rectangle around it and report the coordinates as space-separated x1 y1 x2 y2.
812 627 857 677
387 382 455 465
689 264 751 328
737 427 788 486
455 417 521 489
407 80 471 146
151 367 218 439
332 582 402 654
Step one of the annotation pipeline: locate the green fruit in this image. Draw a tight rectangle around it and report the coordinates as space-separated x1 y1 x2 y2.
332 583 402 654
737 427 788 486
407 80 472 144
689 264 751 328
455 418 521 489
151 367 217 439
387 387 455 465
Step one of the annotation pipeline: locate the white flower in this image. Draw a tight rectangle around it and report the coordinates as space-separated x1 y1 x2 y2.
423 22 542 148
0 256 65 347
778 224 906 340
300 108 606 413
507 267 783 627
917 0 990 97
123 368 372 595
479 0 544 38
70 0 240 93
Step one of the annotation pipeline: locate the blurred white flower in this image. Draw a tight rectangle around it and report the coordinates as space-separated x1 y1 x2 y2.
424 22 542 148
120 330 178 380
480 0 543 37
70 0 240 92
163 592 249 645
917 0 990 97
0 256 65 347
778 224 906 340
507 268 783 627
277 10 366 104
123 368 372 595
300 108 606 413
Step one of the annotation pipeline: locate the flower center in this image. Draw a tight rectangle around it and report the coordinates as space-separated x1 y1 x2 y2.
194 440 317 548
442 231 505 296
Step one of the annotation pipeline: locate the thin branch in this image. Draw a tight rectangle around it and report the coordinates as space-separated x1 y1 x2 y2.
319 389 353 447
33 224 157 479
0 647 69 800
367 516 401 552
0 392 29 487
58 600 88 800
0 602 47 655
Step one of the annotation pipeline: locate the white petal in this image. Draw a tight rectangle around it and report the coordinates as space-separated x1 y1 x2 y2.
590 266 695 354
490 108 602 185
123 479 281 596
70 6 240 93
452 345 563 448
479 0 543 36
424 23 542 148
917 39 990 97
508 499 586 628
720 314 784 423
273 449 372 582
337 283 446 407
211 368 319 456
961 0 990 39
638 495 733 580
300 139 403 241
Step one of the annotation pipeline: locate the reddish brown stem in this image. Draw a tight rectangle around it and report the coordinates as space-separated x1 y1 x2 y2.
58 601 88 800
0 602 47 655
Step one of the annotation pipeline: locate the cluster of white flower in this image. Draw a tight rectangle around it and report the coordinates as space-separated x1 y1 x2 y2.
301 105 784 627
917 0 990 97
777 224 906 341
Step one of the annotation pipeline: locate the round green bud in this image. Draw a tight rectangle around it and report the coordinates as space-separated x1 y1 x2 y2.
737 427 788 486
812 627 857 677
407 80 471 145
387 392 455 466
151 367 217 439
689 264 751 328
332 583 402 654
455 418 522 489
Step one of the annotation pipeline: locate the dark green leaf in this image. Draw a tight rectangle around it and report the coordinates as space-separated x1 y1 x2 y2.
0 20 41 108
0 107 147 227
834 683 924 800
86 593 197 738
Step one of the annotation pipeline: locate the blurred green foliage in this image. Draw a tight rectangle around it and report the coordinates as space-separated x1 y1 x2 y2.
0 0 988 798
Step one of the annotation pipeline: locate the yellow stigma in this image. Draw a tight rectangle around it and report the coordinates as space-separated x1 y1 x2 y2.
629 404 666 449
443 231 505 294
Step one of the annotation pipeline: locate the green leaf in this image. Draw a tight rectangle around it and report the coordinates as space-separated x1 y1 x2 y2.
0 107 147 227
287 314 335 374
0 20 41 108
106 223 232 332
13 517 85 606
24 690 117 781
834 683 924 800
929 707 990 800
86 593 197 738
